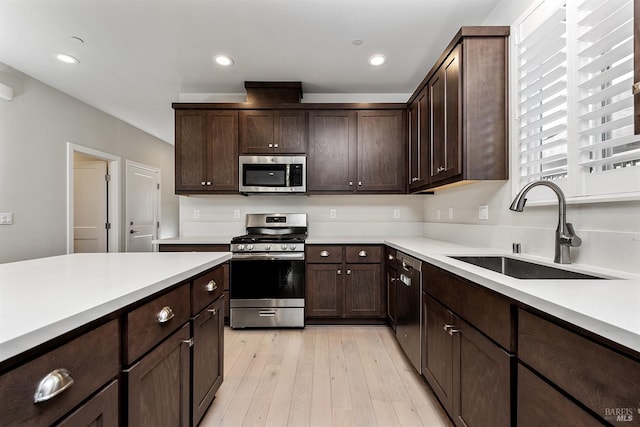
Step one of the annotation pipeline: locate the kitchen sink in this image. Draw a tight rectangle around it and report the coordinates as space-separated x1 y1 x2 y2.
449 256 609 280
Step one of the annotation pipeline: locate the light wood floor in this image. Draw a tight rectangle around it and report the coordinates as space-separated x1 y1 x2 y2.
200 326 452 427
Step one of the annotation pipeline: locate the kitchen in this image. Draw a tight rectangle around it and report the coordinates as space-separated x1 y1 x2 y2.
1 0 639 426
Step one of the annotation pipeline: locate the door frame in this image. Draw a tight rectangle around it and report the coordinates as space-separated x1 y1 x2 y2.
125 159 161 252
67 142 121 254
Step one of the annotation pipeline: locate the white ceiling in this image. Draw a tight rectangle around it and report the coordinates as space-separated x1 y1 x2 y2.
0 0 504 143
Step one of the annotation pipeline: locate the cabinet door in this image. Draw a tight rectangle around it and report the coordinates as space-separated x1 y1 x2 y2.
409 89 429 191
635 0 640 134
429 45 462 184
306 263 341 317
344 263 383 317
421 293 454 416
126 323 190 427
192 297 224 426
517 364 603 427
453 316 512 427
56 380 119 427
207 111 238 191
175 110 208 192
356 110 406 193
239 110 274 154
274 110 307 153
307 111 356 192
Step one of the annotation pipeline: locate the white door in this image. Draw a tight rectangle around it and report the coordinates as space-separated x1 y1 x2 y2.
74 160 108 252
126 162 160 252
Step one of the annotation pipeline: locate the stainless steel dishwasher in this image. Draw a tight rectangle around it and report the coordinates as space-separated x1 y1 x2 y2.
395 252 422 372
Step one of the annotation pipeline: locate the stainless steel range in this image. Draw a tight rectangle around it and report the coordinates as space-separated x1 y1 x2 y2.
230 213 307 328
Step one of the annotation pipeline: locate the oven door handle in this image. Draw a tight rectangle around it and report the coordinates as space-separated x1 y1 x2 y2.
232 252 305 261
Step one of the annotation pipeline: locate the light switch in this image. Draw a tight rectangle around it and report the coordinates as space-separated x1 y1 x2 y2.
478 205 489 220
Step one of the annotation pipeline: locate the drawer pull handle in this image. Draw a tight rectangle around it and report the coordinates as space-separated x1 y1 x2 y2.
259 310 276 317
34 368 74 403
157 306 175 324
358 250 367 257
388 254 394 261
448 328 460 336
208 308 218 316
320 250 329 257
205 280 218 292
337 269 342 275
182 338 194 347
443 324 455 332
347 269 352 275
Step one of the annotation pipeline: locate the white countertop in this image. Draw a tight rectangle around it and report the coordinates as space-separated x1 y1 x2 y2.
0 252 231 364
384 237 640 354
153 236 233 245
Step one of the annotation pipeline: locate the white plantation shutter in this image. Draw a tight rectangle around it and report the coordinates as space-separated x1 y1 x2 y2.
515 2 568 187
576 0 640 182
513 0 640 200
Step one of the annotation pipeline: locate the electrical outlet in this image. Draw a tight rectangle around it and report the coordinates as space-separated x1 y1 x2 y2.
233 209 241 219
393 209 400 219
330 209 336 219
436 208 441 220
194 209 200 219
0 212 13 225
448 207 454 220
478 205 489 220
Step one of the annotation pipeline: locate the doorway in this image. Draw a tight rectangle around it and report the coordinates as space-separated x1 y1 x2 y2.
67 143 120 254
125 160 160 252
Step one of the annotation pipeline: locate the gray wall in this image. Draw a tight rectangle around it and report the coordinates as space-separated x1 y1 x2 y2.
0 63 179 263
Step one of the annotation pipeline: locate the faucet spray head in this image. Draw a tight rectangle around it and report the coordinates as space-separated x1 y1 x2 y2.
509 196 527 212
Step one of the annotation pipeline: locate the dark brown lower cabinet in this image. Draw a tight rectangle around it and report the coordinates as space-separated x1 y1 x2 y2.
517 364 603 427
305 263 341 317
125 323 191 427
57 380 119 427
344 263 383 317
192 296 224 426
453 316 512 427
422 286 513 427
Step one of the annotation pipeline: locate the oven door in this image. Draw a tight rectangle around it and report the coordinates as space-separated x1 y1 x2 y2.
230 255 305 303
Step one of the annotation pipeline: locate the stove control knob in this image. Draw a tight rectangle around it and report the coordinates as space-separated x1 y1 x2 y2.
265 244 271 251
237 244 245 251
247 244 254 251
290 244 297 250
281 244 288 250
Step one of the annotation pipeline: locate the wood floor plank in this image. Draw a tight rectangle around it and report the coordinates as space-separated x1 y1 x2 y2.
199 326 452 427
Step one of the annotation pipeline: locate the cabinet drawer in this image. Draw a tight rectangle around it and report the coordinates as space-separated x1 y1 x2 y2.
126 284 190 364
423 263 514 351
518 309 640 423
306 245 343 263
345 245 382 263
57 379 119 427
191 264 226 315
517 364 602 427
0 320 119 426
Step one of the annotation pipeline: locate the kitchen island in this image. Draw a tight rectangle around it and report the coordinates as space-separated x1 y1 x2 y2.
0 251 230 426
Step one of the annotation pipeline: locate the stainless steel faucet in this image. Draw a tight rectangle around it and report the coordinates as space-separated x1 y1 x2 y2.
509 180 582 264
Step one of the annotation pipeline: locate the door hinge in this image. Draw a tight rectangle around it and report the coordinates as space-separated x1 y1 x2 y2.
157 183 160 190
157 221 160 229
105 174 111 182
105 222 111 230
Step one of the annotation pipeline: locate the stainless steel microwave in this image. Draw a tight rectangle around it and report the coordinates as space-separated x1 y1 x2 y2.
239 155 306 193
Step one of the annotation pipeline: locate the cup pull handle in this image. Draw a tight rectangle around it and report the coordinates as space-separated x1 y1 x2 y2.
205 280 218 292
34 369 74 403
157 306 175 324
358 250 367 257
320 250 329 257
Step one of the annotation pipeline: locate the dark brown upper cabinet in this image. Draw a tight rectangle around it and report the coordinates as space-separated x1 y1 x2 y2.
239 110 307 154
408 88 429 192
307 109 406 193
407 27 510 192
175 110 238 194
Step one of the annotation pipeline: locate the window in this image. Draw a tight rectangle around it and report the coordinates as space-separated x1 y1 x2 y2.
513 0 639 201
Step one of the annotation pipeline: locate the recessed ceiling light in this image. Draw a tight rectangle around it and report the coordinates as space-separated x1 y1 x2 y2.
368 54 386 66
214 55 234 66
55 53 79 64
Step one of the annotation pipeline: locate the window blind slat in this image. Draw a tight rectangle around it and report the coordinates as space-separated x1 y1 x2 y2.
520 95 567 121
520 152 567 168
579 97 633 121
579 76 633 106
519 109 567 134
577 2 633 43
519 81 566 111
579 148 640 168
578 133 638 151
519 6 566 46
519 24 566 64
578 57 633 90
520 123 567 146
519 66 567 96
579 116 633 138
577 0 630 28
521 138 567 155
579 21 632 59
520 51 566 87
578 42 633 75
